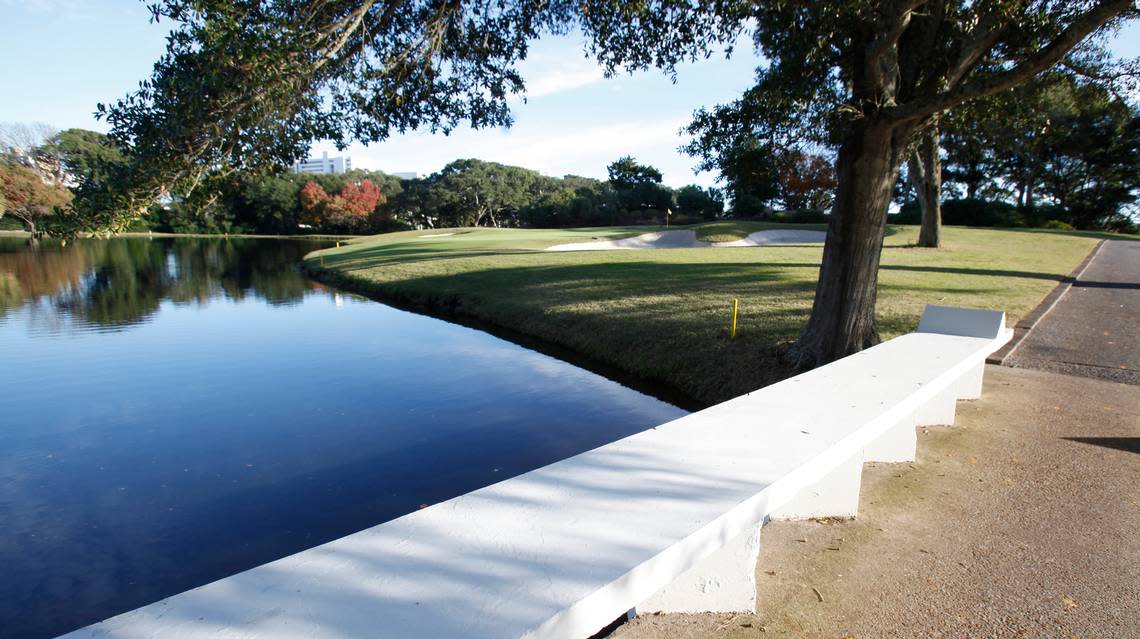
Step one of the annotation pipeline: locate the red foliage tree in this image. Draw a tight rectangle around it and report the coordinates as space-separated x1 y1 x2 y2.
298 179 383 232
339 179 383 216
298 181 329 221
777 151 837 211
1 161 73 236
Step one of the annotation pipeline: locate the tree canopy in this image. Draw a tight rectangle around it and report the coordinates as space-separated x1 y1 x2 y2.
91 0 575 232
606 156 664 189
0 161 73 236
43 129 129 189
940 74 1139 229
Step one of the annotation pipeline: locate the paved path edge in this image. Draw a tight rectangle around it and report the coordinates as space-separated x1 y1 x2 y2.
986 238 1106 365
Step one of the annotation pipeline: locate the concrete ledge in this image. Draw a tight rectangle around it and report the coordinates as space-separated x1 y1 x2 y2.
60 307 1013 639
864 410 919 463
918 304 1006 339
637 522 762 614
769 453 864 520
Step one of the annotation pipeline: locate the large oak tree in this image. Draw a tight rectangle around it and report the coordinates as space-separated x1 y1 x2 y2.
666 0 1134 366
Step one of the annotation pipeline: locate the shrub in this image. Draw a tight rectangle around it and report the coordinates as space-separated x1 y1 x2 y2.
1042 219 1074 230
892 198 1024 227
1104 214 1138 235
1019 204 1067 228
891 201 923 224
766 208 829 224
943 198 1024 227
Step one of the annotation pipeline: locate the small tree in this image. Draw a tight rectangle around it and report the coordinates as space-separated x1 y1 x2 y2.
426 159 543 227
606 156 664 189
298 180 330 226
0 161 73 237
776 150 837 212
714 140 782 217
676 185 725 220
0 122 57 157
42 129 128 187
299 179 383 232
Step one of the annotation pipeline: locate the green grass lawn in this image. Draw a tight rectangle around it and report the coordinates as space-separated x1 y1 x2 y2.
307 224 1103 407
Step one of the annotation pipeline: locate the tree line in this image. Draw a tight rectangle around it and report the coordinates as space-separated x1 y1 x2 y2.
711 72 1139 235
927 73 1138 233
1 130 726 235
9 87 1134 238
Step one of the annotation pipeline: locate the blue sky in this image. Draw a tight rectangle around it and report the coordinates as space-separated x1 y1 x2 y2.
2 0 1137 188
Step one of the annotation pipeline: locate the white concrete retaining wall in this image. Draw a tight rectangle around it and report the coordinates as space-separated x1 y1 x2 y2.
60 306 1011 639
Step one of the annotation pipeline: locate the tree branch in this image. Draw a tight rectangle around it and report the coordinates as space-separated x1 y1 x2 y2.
889 0 1133 122
944 3 1022 88
865 1 925 98
312 1 382 71
1062 57 1140 81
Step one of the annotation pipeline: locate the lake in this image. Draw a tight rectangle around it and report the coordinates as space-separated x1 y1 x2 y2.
0 236 685 639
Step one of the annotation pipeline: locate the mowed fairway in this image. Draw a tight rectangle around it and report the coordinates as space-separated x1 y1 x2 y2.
307 224 1103 406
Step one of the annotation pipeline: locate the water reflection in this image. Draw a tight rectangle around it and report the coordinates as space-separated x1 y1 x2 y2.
0 236 325 330
0 237 685 639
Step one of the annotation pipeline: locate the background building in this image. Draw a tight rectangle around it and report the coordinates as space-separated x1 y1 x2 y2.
293 151 351 175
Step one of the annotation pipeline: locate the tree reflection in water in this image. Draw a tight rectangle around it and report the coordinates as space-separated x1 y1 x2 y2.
0 236 331 330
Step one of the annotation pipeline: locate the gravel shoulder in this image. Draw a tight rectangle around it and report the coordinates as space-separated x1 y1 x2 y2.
613 365 1140 639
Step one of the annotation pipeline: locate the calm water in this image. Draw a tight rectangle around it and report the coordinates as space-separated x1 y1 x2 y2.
0 236 685 639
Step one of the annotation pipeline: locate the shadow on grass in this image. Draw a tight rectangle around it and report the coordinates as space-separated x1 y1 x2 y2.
783 261 1074 283
310 260 818 406
314 250 1087 407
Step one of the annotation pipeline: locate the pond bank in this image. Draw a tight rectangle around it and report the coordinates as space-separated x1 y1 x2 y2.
303 224 1101 406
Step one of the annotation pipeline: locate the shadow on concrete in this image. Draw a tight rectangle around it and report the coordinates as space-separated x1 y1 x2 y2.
1063 437 1139 455
1071 280 1140 290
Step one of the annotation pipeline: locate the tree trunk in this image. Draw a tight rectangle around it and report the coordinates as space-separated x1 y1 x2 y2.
908 123 942 248
790 119 911 369
23 218 39 247
1024 168 1036 209
11 211 37 238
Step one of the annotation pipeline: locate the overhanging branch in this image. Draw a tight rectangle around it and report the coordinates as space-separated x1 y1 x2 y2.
888 0 1133 122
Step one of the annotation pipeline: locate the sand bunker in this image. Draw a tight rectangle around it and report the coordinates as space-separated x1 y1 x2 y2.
545 229 826 251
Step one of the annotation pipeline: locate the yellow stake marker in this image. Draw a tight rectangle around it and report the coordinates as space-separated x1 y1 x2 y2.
731 298 739 338
336 241 341 248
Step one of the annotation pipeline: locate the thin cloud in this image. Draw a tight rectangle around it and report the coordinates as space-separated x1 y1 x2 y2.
336 115 716 186
517 61 606 100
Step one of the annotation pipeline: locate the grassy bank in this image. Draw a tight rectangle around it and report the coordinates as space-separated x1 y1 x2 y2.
306 224 1102 406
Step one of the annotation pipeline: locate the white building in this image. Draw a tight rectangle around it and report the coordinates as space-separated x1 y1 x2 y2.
392 172 419 180
293 151 352 175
